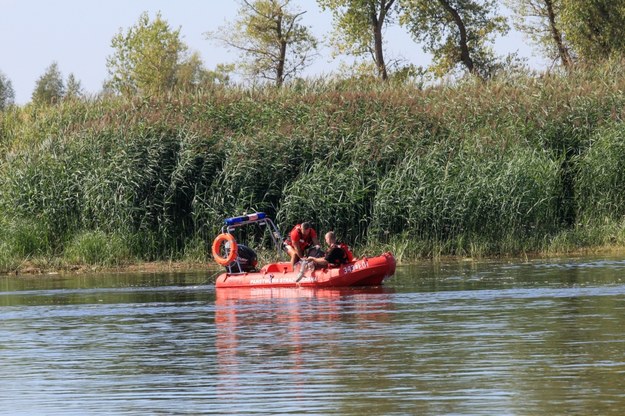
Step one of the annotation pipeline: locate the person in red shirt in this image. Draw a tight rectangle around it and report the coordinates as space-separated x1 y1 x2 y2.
284 222 320 268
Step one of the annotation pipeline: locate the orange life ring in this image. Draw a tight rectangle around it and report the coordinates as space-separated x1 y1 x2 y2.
212 233 238 266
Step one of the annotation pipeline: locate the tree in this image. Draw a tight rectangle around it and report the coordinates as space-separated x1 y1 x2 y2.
32 62 65 105
205 63 237 86
0 71 15 110
506 0 574 68
173 52 205 92
559 0 625 62
208 0 318 86
65 73 84 100
400 0 509 80
175 52 234 92
318 0 398 81
106 11 188 96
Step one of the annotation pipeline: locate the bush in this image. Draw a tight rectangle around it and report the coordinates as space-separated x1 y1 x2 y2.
371 146 561 255
277 161 374 244
575 124 625 225
63 230 132 266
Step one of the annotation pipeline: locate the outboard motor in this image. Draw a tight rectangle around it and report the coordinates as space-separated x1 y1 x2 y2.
227 244 258 273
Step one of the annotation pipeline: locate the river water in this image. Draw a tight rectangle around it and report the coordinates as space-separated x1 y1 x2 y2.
1 256 625 415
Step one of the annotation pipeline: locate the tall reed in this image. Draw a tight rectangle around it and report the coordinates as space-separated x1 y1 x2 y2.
2 61 625 269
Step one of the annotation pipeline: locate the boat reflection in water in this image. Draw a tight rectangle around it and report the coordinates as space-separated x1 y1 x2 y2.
214 286 395 405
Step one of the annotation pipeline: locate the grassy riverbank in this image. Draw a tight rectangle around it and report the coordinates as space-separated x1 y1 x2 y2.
2 62 625 274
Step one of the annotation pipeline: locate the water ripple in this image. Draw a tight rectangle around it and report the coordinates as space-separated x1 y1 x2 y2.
1 263 625 415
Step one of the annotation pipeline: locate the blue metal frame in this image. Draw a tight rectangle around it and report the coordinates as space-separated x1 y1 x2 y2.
219 212 285 273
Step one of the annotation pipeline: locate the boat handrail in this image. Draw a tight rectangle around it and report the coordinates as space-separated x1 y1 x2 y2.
219 212 286 268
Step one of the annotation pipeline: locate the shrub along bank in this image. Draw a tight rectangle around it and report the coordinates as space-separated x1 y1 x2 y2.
2 63 625 273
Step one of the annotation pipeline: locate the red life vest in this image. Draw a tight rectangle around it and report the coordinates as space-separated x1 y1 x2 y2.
287 224 316 250
338 242 354 262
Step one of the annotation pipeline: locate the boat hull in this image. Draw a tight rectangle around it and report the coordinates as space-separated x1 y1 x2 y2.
215 252 396 288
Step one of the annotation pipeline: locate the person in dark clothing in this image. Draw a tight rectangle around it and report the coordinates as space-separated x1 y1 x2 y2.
306 231 350 268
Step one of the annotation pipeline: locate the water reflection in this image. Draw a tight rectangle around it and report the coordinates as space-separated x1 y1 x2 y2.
214 287 395 414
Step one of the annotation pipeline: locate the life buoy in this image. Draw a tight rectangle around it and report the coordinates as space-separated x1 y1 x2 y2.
212 233 238 266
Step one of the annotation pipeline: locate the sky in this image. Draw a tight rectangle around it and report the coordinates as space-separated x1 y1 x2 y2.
0 0 546 105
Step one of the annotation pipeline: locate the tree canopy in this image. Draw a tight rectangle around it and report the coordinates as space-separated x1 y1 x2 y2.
0 71 15 110
11 3 625 104
65 73 84 100
106 11 187 96
507 0 574 68
560 0 625 62
318 0 398 80
400 0 509 80
32 62 65 105
208 0 318 86
175 52 234 92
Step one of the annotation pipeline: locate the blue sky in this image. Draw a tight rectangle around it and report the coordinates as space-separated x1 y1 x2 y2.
0 0 545 104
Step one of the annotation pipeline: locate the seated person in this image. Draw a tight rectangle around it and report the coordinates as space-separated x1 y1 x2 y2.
306 231 350 268
284 221 320 268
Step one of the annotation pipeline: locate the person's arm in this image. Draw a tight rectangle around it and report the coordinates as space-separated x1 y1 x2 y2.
305 256 329 267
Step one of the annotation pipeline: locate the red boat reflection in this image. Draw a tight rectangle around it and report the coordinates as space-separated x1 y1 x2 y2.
214 286 395 397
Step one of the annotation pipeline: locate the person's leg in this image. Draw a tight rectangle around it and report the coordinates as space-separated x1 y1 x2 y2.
286 245 300 269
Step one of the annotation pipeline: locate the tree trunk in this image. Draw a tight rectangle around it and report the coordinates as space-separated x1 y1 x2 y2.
369 0 395 81
373 23 387 80
544 0 573 68
277 40 287 87
438 0 478 78
276 14 286 87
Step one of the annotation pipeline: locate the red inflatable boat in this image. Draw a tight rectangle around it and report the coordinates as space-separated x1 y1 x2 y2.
215 252 396 288
212 213 396 289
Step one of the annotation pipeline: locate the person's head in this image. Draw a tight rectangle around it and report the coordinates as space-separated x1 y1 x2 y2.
301 222 312 236
325 231 336 246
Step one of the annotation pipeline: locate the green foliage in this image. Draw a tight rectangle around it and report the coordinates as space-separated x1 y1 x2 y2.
400 0 509 79
1 137 84 248
0 70 15 110
560 0 625 62
278 162 375 244
176 53 235 92
107 11 187 95
506 0 574 67
4 62 625 268
371 146 561 255
318 0 392 54
575 124 625 225
318 0 398 79
32 62 65 105
29 65 84 106
0 215 52 272
1 217 51 258
208 0 318 86
182 236 210 263
64 230 132 266
65 74 84 100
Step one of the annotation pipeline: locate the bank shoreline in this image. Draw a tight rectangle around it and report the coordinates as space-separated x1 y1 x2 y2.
5 245 625 278
2 260 217 277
